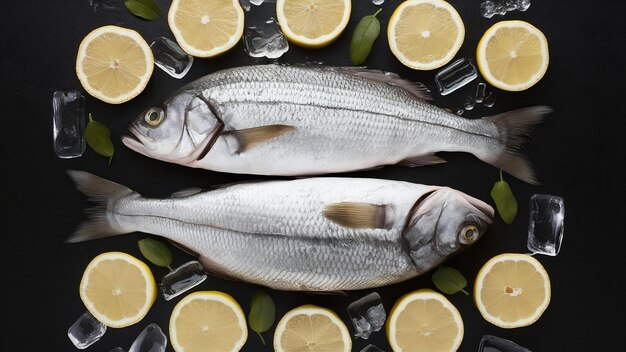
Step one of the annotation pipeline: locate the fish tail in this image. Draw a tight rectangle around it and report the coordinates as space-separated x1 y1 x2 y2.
66 170 133 243
481 106 552 185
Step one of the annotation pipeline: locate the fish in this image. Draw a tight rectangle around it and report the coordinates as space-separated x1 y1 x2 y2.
122 64 551 184
68 171 493 291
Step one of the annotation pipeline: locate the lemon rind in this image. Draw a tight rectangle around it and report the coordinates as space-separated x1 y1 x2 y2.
79 252 156 328
473 253 551 328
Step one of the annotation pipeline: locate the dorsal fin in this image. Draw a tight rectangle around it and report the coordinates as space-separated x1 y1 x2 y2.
323 202 390 229
171 188 203 198
225 125 296 153
339 67 432 100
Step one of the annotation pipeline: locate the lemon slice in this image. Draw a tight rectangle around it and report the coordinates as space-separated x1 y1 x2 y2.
274 305 351 352
76 26 154 104
388 0 465 70
79 252 156 328
168 0 244 57
170 291 248 352
276 0 351 48
387 289 464 352
474 253 551 328
476 21 549 91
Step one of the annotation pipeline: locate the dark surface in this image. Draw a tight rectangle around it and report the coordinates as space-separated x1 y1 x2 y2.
1 0 624 351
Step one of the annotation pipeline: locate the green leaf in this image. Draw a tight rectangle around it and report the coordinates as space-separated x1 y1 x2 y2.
85 113 114 165
490 170 518 224
349 8 382 65
125 0 161 20
432 266 469 295
248 289 276 345
138 238 173 270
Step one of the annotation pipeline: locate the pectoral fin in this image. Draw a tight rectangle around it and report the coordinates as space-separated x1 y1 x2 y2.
323 202 390 229
226 125 296 153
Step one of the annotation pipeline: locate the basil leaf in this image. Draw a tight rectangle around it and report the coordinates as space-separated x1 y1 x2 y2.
248 289 276 345
138 238 173 270
432 266 468 295
125 0 161 20
349 8 382 65
85 113 114 165
490 170 518 224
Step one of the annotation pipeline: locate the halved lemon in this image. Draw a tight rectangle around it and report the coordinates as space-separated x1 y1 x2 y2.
76 26 154 104
170 291 248 352
274 305 351 352
388 0 465 70
474 253 551 328
387 289 464 352
79 252 156 328
276 0 351 48
168 0 244 57
476 21 549 91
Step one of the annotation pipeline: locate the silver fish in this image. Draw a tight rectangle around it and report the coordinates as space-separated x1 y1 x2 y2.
123 65 551 184
68 171 493 291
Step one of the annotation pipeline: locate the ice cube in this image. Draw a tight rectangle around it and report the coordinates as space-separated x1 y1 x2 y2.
68 311 107 349
517 0 531 11
129 323 167 352
243 18 289 59
53 90 86 159
483 92 496 107
464 96 476 111
528 194 565 256
479 335 532 352
240 0 251 11
372 0 385 5
348 292 386 339
89 0 124 13
361 344 385 352
475 83 487 103
480 1 496 18
434 58 478 96
150 37 193 79
494 0 508 15
161 261 207 301
505 0 518 11
110 348 125 352
250 0 265 5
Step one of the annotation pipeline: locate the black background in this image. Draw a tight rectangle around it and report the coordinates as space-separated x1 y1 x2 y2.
1 0 624 351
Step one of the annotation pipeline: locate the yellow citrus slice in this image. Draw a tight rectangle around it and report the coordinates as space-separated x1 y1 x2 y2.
387 289 464 352
276 0 351 48
388 0 465 70
76 26 154 104
474 253 551 328
79 252 156 328
476 20 549 91
274 305 351 352
168 0 244 57
169 291 248 352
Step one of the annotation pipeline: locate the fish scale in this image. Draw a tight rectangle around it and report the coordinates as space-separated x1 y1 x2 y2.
125 65 549 183
69 172 493 291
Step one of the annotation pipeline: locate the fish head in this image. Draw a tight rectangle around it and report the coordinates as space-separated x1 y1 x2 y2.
405 188 494 270
122 93 223 163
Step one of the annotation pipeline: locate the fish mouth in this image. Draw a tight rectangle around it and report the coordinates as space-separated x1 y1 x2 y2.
462 195 494 223
122 124 149 155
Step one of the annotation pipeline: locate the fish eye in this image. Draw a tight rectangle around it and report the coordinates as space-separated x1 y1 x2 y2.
460 224 480 244
144 108 165 126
